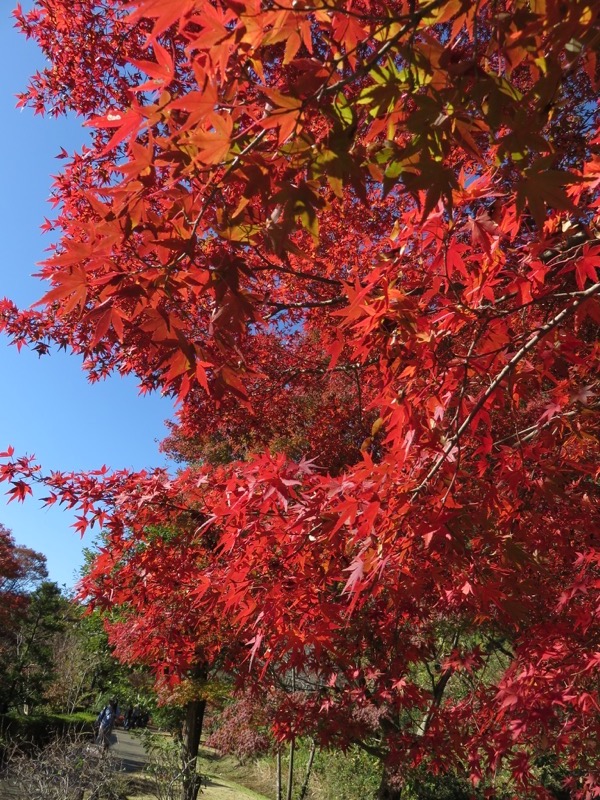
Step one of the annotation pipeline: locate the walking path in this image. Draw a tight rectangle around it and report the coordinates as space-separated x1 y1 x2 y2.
111 730 269 799
111 728 149 773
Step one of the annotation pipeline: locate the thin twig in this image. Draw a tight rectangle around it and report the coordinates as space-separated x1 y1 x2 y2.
265 296 346 318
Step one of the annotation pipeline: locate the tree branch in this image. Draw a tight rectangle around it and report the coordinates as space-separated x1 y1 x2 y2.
265 296 347 318
411 281 600 501
252 259 342 287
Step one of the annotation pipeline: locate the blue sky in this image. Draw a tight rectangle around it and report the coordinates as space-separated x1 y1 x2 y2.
0 4 175 589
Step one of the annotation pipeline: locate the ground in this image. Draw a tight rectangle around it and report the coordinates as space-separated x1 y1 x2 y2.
111 730 271 800
0 729 272 799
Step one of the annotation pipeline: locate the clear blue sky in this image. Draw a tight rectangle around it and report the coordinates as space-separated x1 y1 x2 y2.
0 4 175 589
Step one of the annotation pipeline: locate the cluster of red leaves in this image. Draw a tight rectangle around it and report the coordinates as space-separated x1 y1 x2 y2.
1 0 600 795
0 526 28 626
0 523 48 639
205 690 273 762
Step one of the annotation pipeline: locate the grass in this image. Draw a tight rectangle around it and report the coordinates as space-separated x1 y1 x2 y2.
197 745 274 799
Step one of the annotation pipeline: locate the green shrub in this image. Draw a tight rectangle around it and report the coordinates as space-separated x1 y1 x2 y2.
309 745 381 800
0 711 95 750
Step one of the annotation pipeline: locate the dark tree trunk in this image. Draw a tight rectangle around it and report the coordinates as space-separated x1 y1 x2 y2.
285 738 295 800
180 697 206 800
377 766 402 800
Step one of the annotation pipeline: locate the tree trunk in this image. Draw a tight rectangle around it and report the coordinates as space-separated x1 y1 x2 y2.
284 666 296 800
285 738 295 800
276 748 282 800
180 697 206 800
377 766 402 800
297 738 316 800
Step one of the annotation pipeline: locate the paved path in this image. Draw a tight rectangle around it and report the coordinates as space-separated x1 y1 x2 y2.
110 728 149 773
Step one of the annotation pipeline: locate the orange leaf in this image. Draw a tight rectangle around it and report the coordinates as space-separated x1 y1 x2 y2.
193 114 233 165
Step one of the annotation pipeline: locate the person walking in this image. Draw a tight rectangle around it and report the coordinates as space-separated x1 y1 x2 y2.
123 705 134 731
95 699 118 750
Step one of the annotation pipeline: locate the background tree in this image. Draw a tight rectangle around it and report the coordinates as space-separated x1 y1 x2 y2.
7 581 67 713
81 525 241 800
42 601 136 715
0 524 52 713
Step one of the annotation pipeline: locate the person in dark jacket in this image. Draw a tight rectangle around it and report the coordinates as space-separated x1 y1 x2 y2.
95 699 118 750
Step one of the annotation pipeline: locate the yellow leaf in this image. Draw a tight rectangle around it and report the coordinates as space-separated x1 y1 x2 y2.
371 417 385 436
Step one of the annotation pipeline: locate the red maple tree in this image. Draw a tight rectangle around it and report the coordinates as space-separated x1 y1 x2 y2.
2 0 600 797
0 523 47 625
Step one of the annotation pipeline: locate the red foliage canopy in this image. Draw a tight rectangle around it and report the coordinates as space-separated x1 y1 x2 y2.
0 522 48 637
1 0 599 794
